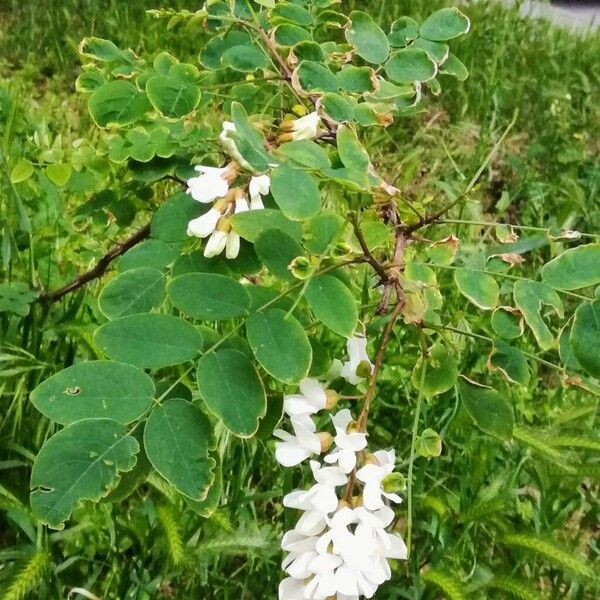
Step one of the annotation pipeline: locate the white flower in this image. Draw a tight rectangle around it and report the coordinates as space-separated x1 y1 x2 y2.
220 121 252 169
290 111 321 141
340 335 373 385
225 231 240 259
186 207 221 238
186 165 230 203
249 174 270 210
204 230 228 258
274 414 322 467
283 378 327 417
324 409 368 474
355 449 402 510
284 461 347 515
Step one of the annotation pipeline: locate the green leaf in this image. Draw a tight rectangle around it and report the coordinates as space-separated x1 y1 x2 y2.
75 69 106 93
541 244 600 290
30 419 139 528
151 192 204 242
88 80 150 127
491 307 523 339
488 341 530 386
277 139 331 170
293 60 340 93
199 31 253 70
440 53 469 81
270 164 321 221
221 45 269 71
197 349 266 437
415 428 442 458
571 300 600 378
10 158 34 184
385 48 437 83
513 280 563 351
246 309 312 383
172 250 231 278
305 275 358 337
337 124 370 173
144 399 215 499
229 101 272 171
255 229 303 281
274 24 312 46
337 66 377 94
184 457 222 517
118 239 180 272
412 38 449 64
412 343 458 398
459 378 514 440
305 213 345 254
79 37 122 61
420 7 470 42
99 268 165 319
30 360 154 425
320 93 355 123
146 75 201 119
388 17 419 47
94 314 203 369
167 273 250 320
0 283 38 317
45 163 72 187
345 11 390 64
230 208 302 242
272 3 312 26
454 269 499 310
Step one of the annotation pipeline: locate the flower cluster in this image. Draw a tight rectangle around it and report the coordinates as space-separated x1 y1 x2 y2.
185 112 321 260
275 336 407 599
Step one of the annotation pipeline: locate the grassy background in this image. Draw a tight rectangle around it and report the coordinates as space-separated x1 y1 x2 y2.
1 1 599 599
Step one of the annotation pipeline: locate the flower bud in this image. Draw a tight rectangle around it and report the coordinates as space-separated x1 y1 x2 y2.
288 256 315 280
332 241 353 258
363 452 380 465
324 389 339 410
382 472 406 493
318 432 333 453
355 359 372 379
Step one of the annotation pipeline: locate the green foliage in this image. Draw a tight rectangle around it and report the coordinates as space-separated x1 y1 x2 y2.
1 0 600 598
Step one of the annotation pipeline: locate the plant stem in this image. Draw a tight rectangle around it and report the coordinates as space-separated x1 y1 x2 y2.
406 337 428 559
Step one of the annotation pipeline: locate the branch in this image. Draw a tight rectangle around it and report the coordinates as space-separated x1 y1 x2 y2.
39 223 151 303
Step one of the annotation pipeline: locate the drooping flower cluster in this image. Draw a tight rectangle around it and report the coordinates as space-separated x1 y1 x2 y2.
275 335 407 600
185 113 321 259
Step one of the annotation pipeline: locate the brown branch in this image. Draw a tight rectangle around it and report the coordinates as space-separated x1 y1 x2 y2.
349 214 389 284
39 223 151 303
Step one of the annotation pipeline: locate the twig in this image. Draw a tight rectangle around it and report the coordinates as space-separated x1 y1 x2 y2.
39 224 151 303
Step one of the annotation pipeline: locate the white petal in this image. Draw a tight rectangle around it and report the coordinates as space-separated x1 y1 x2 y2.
383 491 402 505
249 174 270 197
276 442 310 467
186 208 221 238
331 408 353 430
284 393 321 416
356 464 383 485
203 230 227 258
338 450 357 474
299 378 327 410
249 195 265 210
311 484 339 514
362 482 384 511
384 533 407 560
225 231 240 259
234 196 250 213
296 511 327 536
279 577 305 600
308 552 342 574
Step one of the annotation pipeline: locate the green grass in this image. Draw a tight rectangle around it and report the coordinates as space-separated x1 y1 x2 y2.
1 1 599 598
